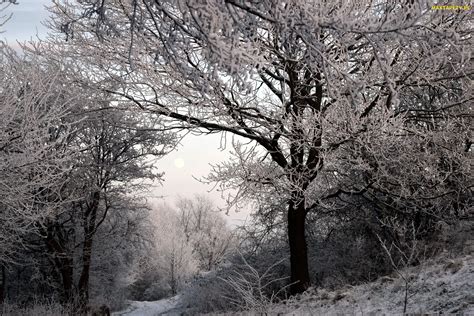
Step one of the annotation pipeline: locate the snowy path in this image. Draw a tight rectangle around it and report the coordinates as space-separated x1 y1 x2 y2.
112 295 181 316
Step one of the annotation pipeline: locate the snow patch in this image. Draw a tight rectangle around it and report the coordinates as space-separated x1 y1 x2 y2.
112 295 181 316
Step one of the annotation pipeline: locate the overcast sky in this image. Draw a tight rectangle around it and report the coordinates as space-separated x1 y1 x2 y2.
1 0 50 43
1 0 251 226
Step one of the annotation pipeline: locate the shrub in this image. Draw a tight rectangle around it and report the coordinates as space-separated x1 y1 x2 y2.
180 250 290 314
0 299 71 316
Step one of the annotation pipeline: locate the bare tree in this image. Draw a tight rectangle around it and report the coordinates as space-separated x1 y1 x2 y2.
0 43 79 268
41 99 175 308
176 195 235 271
152 204 199 295
140 198 234 297
0 34 176 308
376 219 424 314
49 0 472 294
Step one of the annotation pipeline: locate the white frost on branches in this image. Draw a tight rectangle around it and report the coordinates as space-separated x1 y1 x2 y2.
47 0 472 292
0 43 79 265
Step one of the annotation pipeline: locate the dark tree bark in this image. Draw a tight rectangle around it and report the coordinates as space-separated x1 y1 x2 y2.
288 197 310 294
78 236 93 305
45 225 74 303
78 191 100 308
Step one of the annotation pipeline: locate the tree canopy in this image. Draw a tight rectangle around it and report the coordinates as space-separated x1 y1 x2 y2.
47 0 473 294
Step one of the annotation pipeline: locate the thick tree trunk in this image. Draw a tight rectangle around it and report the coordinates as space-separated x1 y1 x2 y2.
54 254 74 303
44 226 74 303
78 235 93 306
61 259 74 302
288 198 310 295
78 191 100 309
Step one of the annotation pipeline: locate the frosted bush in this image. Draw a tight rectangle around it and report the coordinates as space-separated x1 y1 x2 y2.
0 299 71 316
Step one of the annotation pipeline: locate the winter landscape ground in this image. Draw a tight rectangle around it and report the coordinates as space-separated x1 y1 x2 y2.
109 253 474 315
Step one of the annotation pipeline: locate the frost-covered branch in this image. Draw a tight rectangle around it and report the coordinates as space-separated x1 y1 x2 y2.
0 43 81 266
48 0 473 294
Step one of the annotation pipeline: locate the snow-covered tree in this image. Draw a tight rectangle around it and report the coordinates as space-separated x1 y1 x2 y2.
40 95 176 307
88 195 156 309
132 197 234 299
149 205 198 296
0 43 79 267
49 0 472 294
0 40 177 309
176 195 235 271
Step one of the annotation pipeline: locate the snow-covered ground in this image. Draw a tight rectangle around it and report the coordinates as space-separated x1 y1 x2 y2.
275 254 474 315
113 254 473 315
112 295 182 316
